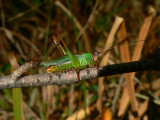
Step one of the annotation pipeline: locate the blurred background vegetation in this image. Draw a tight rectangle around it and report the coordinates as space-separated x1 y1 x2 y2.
0 0 160 119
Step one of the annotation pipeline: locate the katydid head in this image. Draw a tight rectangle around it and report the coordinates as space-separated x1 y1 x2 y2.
92 51 101 61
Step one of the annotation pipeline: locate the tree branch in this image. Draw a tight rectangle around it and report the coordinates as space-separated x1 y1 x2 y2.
1 49 160 89
0 67 99 89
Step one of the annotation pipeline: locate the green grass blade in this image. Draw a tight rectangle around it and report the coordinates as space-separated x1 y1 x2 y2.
13 88 22 120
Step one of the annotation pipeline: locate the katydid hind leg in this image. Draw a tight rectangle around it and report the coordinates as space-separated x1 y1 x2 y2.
54 33 80 68
52 34 67 55
31 33 66 62
32 35 53 61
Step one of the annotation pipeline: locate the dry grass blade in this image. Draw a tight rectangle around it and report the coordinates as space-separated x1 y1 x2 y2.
116 20 133 117
138 101 149 117
54 1 91 52
117 87 130 117
22 0 47 18
132 17 154 60
118 7 155 118
75 0 99 42
47 85 54 118
0 28 27 60
66 107 90 120
117 21 130 63
12 32 40 55
23 102 40 120
9 1 47 21
96 16 123 113
68 85 74 115
117 21 138 118
8 52 19 71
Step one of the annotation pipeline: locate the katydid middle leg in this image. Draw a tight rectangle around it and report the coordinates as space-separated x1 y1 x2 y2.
75 69 80 83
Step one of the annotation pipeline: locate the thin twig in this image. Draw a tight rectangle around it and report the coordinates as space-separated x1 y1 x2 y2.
111 75 124 114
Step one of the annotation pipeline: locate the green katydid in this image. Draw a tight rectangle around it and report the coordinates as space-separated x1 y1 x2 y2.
32 33 145 83
36 33 100 83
